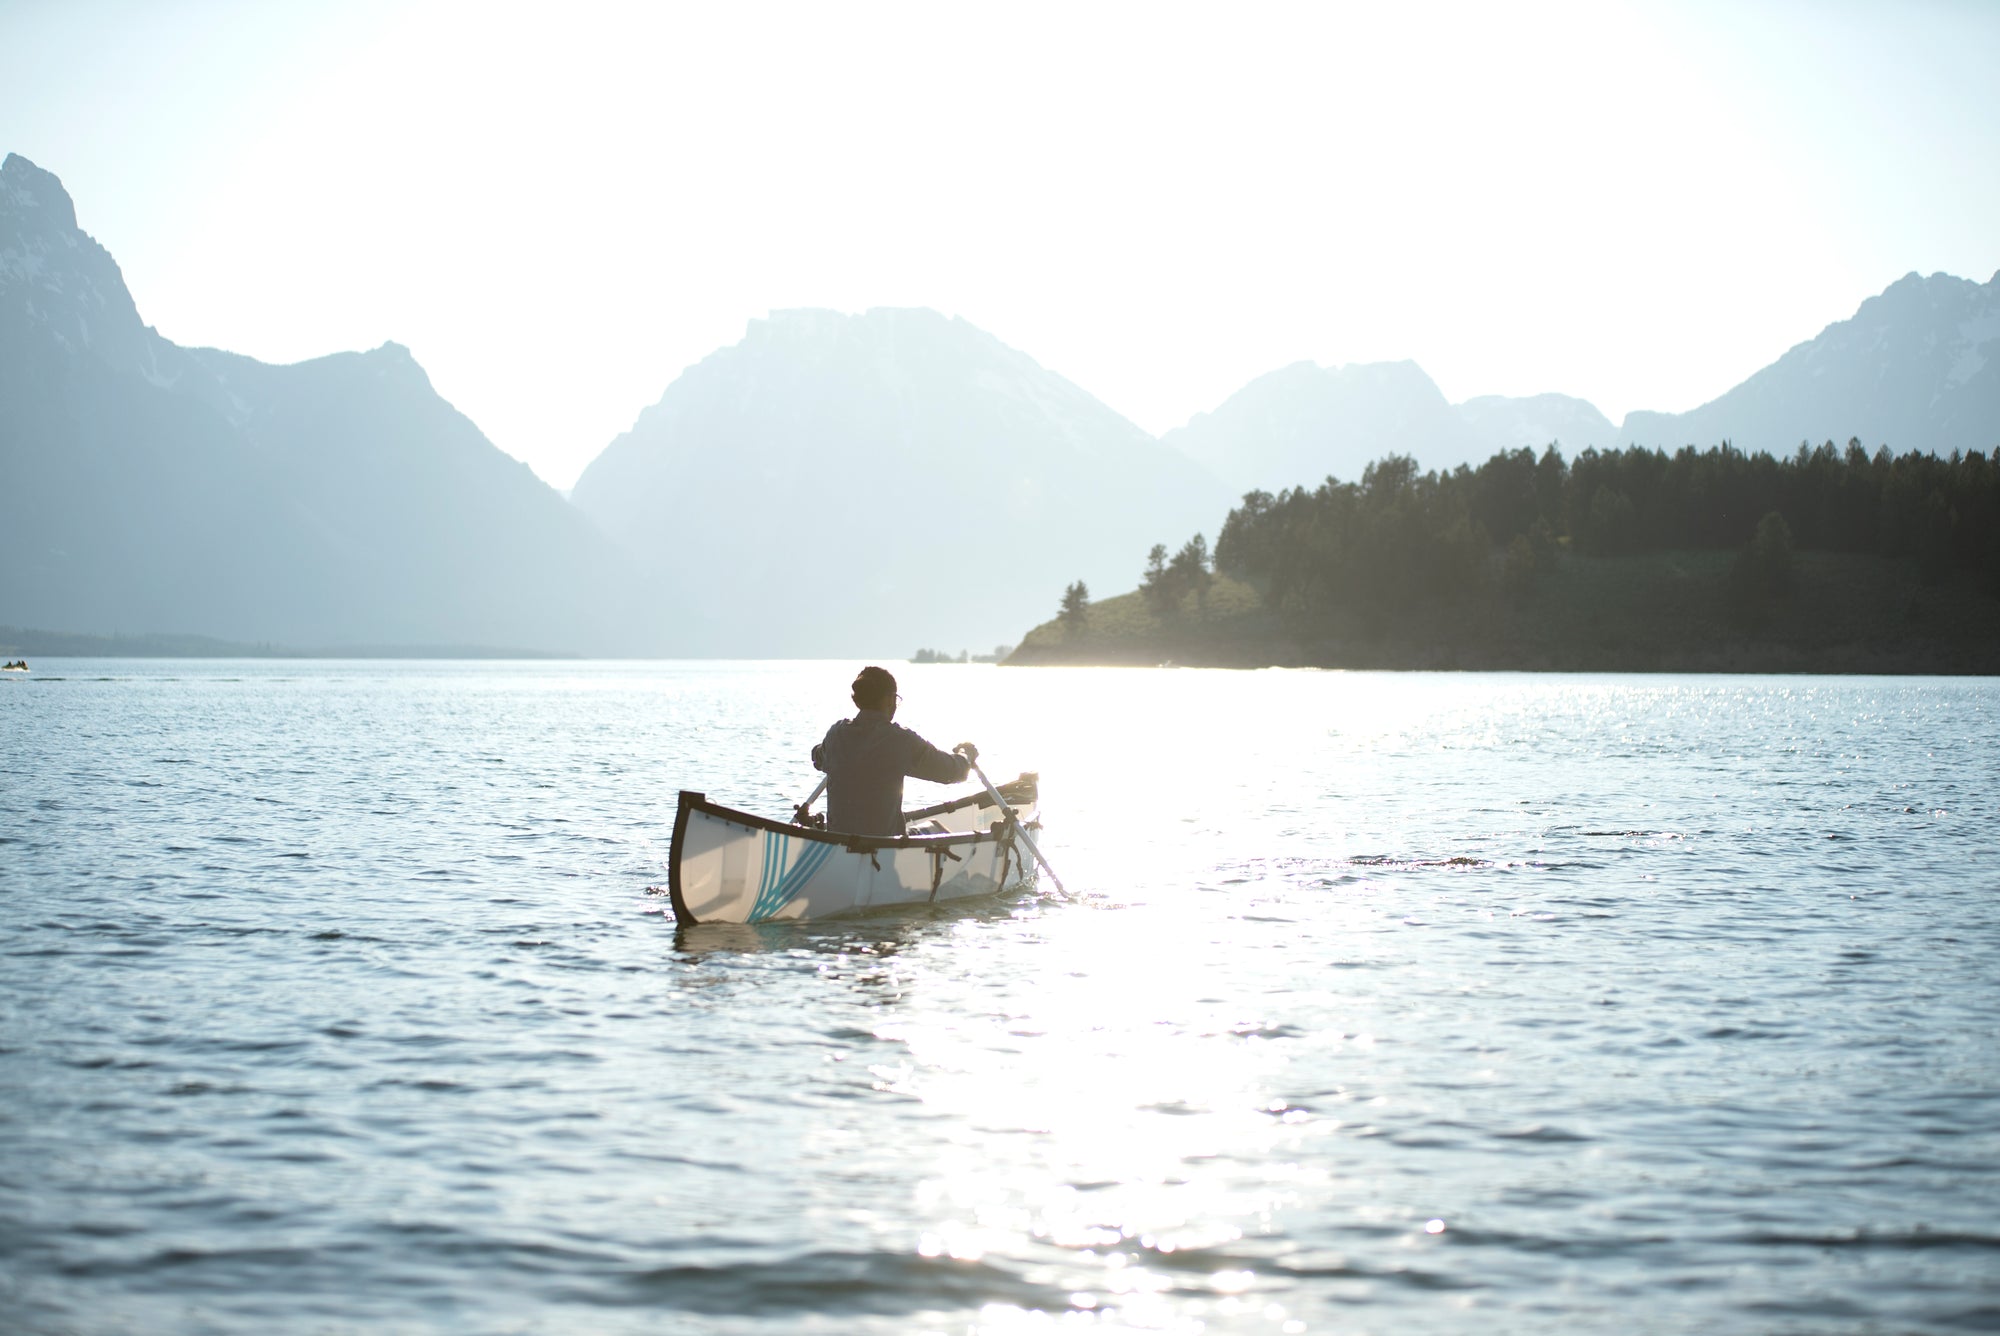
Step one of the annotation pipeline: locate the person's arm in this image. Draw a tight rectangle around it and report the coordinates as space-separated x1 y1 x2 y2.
902 729 972 784
812 720 840 773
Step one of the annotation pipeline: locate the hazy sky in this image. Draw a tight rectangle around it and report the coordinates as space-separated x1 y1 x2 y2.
5 0 1997 489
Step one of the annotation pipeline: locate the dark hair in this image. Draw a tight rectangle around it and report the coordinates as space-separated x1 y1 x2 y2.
851 665 897 710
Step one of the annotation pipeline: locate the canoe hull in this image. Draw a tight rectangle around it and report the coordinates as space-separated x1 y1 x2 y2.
669 790 1038 924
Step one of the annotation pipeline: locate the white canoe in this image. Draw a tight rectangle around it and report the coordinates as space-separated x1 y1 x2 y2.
668 776 1041 924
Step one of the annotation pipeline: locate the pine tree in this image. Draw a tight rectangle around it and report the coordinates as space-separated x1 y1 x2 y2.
1059 580 1090 631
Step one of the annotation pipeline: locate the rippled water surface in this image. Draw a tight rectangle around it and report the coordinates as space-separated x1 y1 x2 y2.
3 660 1997 1334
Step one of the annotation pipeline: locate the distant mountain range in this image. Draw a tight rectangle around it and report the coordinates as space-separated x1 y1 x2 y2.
570 307 1227 655
3 149 1993 655
1162 361 1617 493
1 153 1223 656
0 153 648 654
1167 271 1999 495
1620 270 2000 459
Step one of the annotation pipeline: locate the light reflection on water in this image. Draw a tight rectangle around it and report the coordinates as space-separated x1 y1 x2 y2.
2 660 1997 1334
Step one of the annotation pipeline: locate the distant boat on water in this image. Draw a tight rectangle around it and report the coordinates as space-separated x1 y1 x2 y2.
1 660 27 672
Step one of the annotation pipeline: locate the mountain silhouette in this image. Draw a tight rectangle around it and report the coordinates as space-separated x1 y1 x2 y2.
6 148 1991 657
0 153 650 653
1158 271 1997 497
1617 270 2000 455
1458 393 1616 464
571 307 1230 656
1162 360 1616 495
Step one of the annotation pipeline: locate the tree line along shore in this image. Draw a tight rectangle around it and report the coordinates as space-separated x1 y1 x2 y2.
1008 441 2000 673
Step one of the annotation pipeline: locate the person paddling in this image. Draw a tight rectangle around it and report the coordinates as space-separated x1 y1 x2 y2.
812 666 976 838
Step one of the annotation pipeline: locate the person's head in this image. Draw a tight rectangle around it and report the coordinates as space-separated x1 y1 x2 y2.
852 665 898 716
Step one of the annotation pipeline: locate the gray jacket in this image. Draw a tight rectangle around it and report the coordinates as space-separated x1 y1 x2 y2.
812 709 970 837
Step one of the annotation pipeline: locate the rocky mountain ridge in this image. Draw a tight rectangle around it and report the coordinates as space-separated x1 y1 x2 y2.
5 147 1992 655
1161 360 1620 494
1 152 650 654
1618 269 2000 457
1174 270 1998 498
571 306 1230 656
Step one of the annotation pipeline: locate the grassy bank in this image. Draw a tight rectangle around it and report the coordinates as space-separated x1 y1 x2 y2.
1005 551 2000 672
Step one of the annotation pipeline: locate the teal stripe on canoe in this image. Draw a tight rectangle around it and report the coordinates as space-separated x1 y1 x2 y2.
755 830 780 914
747 833 837 923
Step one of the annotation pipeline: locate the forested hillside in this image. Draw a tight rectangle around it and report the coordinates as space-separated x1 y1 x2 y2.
1009 441 2000 672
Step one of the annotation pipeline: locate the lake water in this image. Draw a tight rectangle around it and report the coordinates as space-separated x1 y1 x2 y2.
2 660 1997 1334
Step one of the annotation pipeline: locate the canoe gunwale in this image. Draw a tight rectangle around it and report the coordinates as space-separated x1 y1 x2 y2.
673 791 1011 852
669 789 1033 926
903 773 1037 825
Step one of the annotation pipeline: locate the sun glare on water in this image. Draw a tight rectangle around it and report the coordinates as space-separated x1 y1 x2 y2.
833 666 1517 1327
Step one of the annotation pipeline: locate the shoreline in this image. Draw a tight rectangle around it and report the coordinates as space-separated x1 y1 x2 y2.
1003 551 2000 677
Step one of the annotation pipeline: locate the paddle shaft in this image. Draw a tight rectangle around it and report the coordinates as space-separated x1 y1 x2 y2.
967 757 1066 896
794 775 829 822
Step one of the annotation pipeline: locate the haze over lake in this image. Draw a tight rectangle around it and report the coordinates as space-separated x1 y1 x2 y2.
4 661 1996 1333
4 3 1998 1331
